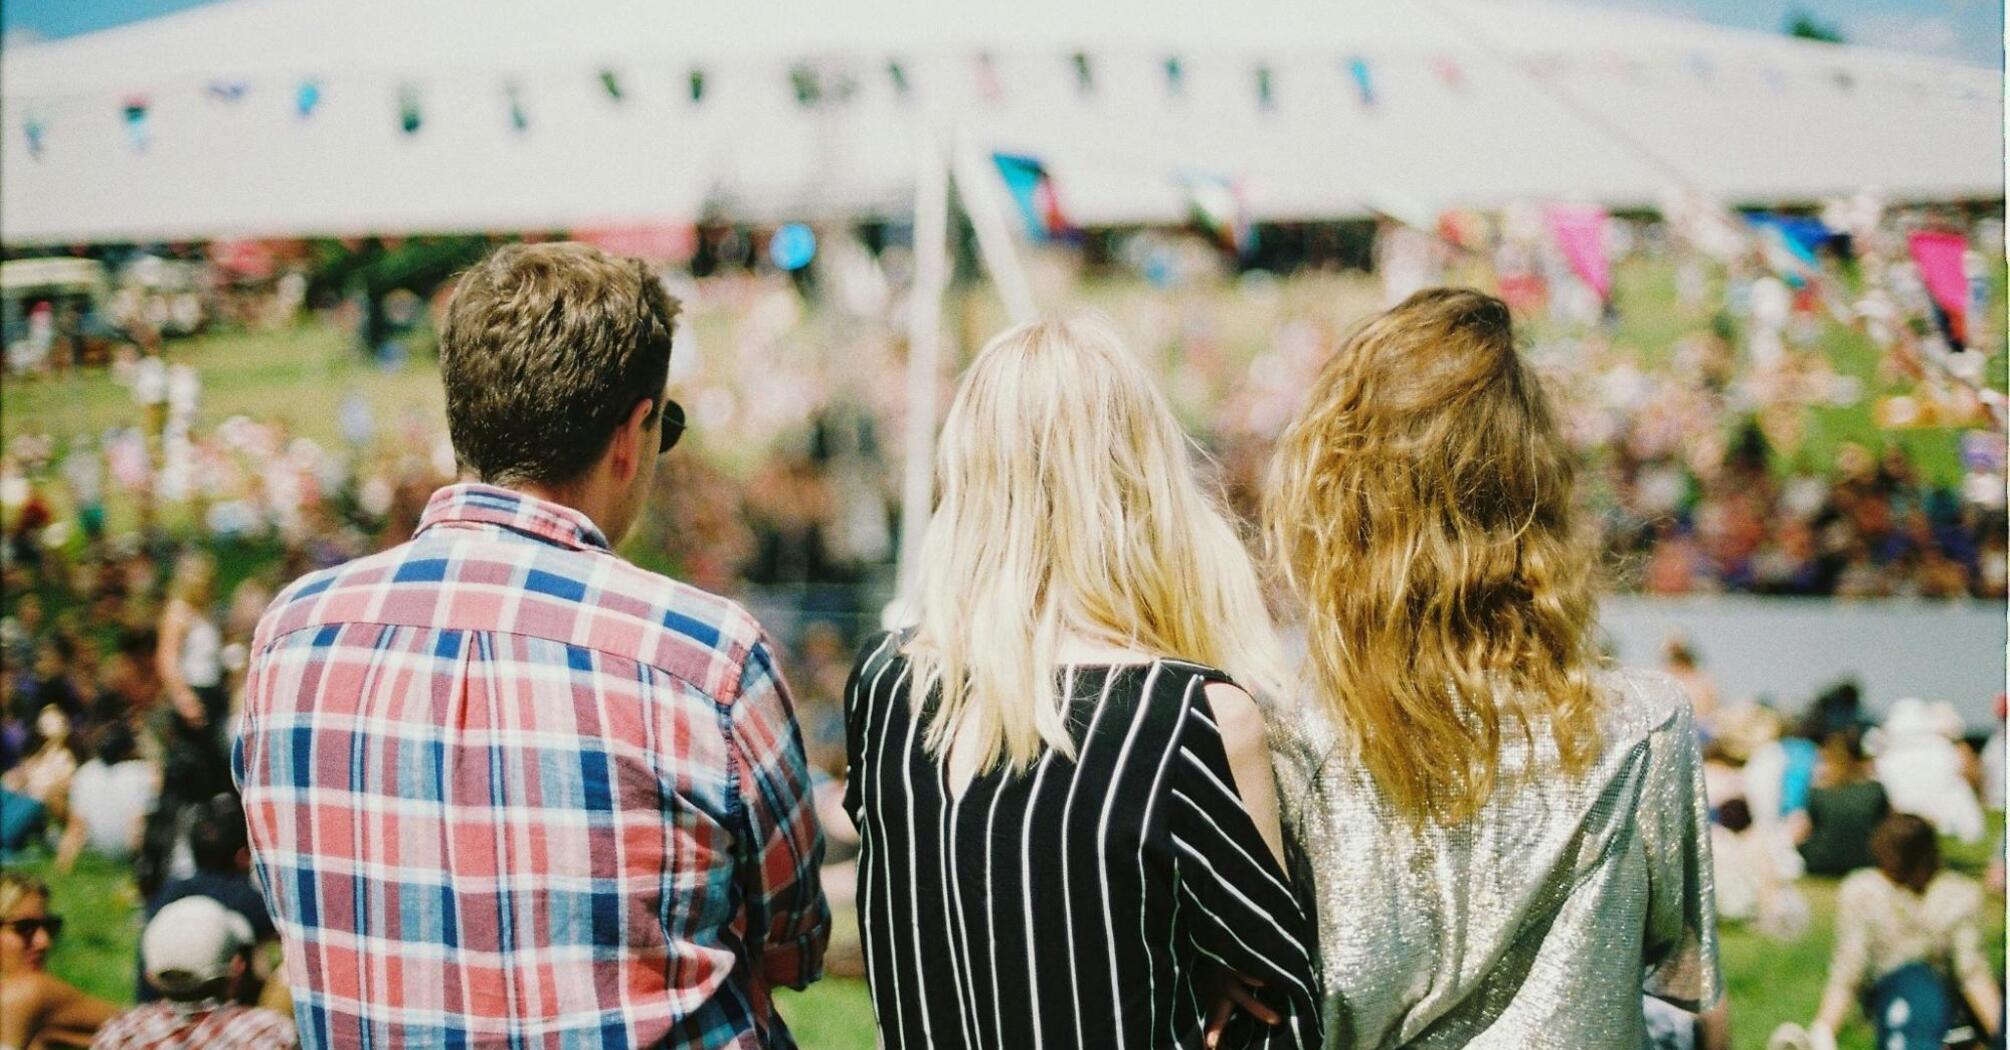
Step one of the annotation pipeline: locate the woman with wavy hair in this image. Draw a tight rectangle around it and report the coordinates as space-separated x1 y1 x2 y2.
845 316 1320 1049
1264 288 1723 1049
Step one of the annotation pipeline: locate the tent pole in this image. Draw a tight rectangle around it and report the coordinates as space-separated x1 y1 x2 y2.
950 127 1038 325
889 125 953 626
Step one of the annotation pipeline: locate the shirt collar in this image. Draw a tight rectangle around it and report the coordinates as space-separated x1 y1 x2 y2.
415 483 612 553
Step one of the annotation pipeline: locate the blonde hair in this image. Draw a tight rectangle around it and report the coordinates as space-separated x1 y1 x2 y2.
906 315 1285 773
1264 288 1602 825
0 872 49 921
168 549 216 607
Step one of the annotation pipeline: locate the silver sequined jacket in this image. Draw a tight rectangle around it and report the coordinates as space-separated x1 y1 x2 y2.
1270 667 1723 1050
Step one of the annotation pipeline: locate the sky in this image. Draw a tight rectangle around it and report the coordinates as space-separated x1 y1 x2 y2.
1 0 2001 66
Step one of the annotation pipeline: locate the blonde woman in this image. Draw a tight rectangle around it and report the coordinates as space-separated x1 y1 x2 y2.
0 872 115 1050
1264 289 1724 1049
156 550 230 803
845 317 1320 1049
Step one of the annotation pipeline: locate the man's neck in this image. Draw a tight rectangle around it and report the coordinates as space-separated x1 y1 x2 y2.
506 479 614 542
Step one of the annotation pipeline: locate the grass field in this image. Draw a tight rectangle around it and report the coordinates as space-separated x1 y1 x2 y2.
13 823 2001 1050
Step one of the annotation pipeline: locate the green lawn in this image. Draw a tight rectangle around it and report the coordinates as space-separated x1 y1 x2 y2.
16 821 2001 1050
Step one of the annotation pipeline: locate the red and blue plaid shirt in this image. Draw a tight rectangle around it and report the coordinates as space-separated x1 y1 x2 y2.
235 483 828 1049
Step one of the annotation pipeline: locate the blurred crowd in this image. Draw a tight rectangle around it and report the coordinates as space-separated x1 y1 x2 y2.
0 200 2003 1043
1670 641 2006 1048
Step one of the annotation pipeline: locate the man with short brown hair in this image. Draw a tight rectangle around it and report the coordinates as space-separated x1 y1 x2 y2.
237 242 828 1049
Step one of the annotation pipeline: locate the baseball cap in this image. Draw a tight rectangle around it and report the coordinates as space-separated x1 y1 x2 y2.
141 897 254 999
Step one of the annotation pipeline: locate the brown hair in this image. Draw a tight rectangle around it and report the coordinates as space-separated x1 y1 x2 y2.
1870 812 1940 894
1264 288 1603 825
438 242 681 486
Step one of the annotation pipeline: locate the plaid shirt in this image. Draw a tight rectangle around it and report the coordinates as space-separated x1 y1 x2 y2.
92 1001 296 1050
235 483 828 1049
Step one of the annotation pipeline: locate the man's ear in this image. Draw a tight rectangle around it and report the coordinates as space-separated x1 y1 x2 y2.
610 398 654 482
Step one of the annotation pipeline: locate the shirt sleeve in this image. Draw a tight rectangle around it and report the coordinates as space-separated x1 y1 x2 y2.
1166 676 1323 1050
1945 879 1991 986
727 635 830 990
1640 691 1725 1011
841 631 900 829
1823 874 1875 1000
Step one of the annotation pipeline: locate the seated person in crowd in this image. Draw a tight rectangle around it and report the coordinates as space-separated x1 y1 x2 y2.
137 794 276 1006
54 724 157 873
91 897 294 1050
1 707 81 833
1775 814 2003 1050
0 872 115 1050
1712 798 1808 942
1793 727 1889 877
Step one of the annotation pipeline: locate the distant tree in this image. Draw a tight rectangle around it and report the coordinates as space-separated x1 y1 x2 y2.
1785 8 1846 44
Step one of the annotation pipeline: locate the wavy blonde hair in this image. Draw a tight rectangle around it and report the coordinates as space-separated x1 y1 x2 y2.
906 315 1285 772
1264 288 1603 825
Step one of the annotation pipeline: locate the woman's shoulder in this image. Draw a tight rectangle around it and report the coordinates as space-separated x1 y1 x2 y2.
1925 870 1985 912
1592 665 1697 744
849 629 910 680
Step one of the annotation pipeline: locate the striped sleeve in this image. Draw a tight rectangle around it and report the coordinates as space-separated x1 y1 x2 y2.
1168 684 1322 1050
841 631 898 827
727 635 830 990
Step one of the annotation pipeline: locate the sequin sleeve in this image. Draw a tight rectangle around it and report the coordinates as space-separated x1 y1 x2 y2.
1638 690 1724 1011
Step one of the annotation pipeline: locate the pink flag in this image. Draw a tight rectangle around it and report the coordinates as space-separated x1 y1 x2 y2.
1908 230 1968 344
1546 203 1611 300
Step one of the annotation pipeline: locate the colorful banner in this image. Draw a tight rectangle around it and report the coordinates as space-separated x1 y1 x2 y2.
1748 213 1833 287
1909 230 1970 348
1179 171 1254 256
1545 203 1611 300
992 152 1072 241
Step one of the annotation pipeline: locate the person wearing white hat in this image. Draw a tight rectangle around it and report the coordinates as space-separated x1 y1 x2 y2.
89 897 293 1050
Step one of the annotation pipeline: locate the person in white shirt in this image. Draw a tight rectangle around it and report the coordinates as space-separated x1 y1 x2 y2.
55 724 159 872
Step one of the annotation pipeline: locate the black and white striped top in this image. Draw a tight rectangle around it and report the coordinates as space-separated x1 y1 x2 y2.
843 632 1322 1050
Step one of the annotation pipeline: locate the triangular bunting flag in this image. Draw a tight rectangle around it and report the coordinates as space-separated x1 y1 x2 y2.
992 152 1073 241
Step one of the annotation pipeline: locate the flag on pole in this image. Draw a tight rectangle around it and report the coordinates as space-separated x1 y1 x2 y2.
1179 171 1254 256
1748 213 1833 287
1909 230 1971 349
1544 203 1611 300
992 152 1073 241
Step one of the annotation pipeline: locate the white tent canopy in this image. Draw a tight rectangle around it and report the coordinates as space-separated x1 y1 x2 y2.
2 0 2000 243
